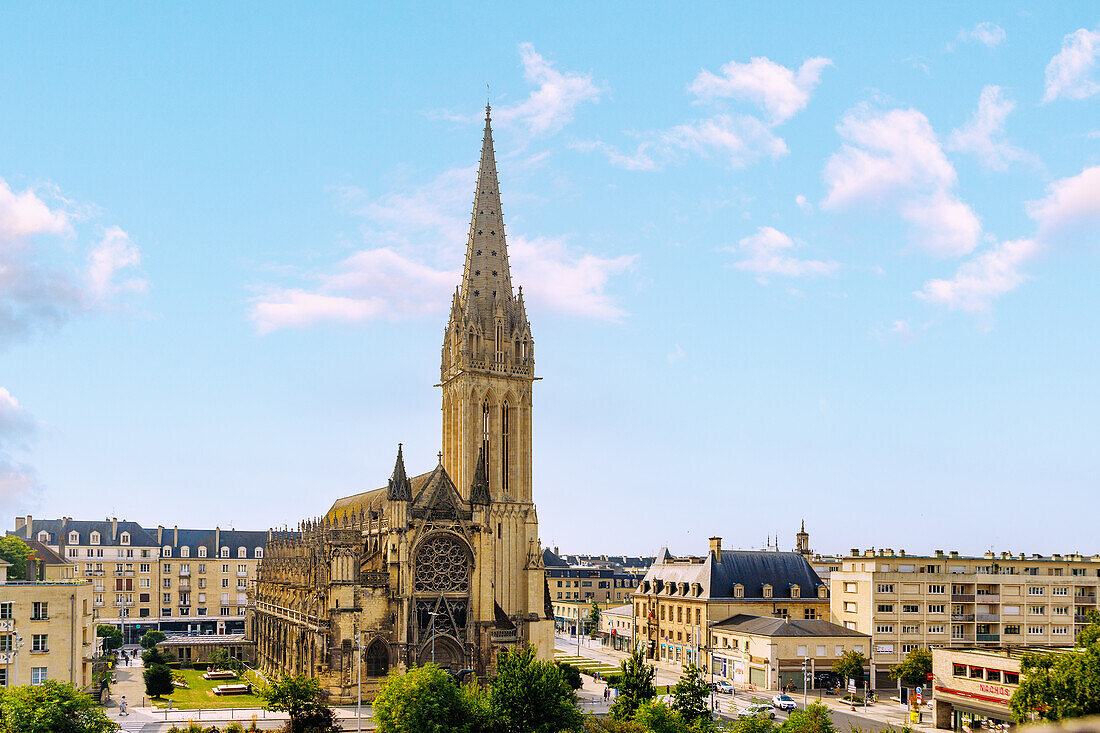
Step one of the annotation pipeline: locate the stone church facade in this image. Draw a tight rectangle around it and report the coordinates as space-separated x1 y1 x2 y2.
248 105 554 701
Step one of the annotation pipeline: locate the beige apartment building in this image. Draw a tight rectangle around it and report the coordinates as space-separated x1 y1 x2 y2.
931 646 1039 730
634 538 829 669
0 554 95 689
10 516 267 642
831 548 1099 686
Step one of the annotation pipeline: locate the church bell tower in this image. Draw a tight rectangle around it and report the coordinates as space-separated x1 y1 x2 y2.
440 104 535 506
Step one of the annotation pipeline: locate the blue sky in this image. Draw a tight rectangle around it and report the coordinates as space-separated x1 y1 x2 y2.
2 3 1099 556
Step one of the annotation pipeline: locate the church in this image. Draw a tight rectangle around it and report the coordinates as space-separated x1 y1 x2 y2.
248 105 554 701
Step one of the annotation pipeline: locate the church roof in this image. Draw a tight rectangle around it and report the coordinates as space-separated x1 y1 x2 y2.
326 470 434 521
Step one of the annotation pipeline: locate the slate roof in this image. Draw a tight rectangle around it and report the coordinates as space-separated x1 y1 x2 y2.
640 548 825 600
23 539 68 565
542 548 569 567
712 614 868 638
153 527 268 553
10 519 158 547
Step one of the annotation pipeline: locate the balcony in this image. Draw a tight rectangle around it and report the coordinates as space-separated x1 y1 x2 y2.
976 613 1000 623
178 569 190 577
1074 595 1097 604
977 634 1000 642
1075 615 1092 623
951 594 975 602
178 581 191 591
975 594 1000 603
951 613 975 622
951 634 976 643
237 571 248 578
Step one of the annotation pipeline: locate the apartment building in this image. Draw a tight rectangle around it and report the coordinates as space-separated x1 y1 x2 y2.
0 552 95 689
831 548 1099 686
634 538 829 669
10 516 267 642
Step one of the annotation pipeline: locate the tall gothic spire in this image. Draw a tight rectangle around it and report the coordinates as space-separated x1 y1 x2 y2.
459 104 513 315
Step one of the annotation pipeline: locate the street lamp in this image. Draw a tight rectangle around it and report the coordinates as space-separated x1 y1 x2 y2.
802 657 809 709
354 629 363 733
11 635 23 686
427 611 442 666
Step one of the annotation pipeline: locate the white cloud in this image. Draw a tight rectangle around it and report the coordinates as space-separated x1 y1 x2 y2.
1025 165 1100 238
948 86 1032 171
581 55 826 172
1043 27 1100 103
890 320 914 341
87 226 147 300
492 43 601 137
823 106 981 257
0 177 143 340
689 56 833 123
727 226 838 279
0 387 37 508
916 238 1040 312
667 344 685 363
0 179 71 242
967 22 1006 48
795 195 812 212
251 166 636 331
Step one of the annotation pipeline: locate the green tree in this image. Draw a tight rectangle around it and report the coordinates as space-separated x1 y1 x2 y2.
139 630 166 650
588 601 602 635
778 701 835 733
670 663 710 725
633 699 688 733
141 646 175 667
489 645 582 733
258 674 339 733
0 536 33 581
831 650 866 685
1009 611 1100 722
373 664 486 733
0 679 119 733
96 625 123 652
556 662 583 691
609 648 656 720
143 663 174 699
889 647 932 687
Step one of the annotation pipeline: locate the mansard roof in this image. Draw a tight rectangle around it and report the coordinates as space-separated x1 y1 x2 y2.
10 518 158 547
713 614 868 638
157 528 268 552
640 548 824 600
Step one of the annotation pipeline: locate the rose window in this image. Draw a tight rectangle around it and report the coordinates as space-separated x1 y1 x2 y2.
414 536 469 593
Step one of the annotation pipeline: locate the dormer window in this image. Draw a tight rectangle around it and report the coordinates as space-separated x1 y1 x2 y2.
180 546 190 558
69 531 79 545
163 546 172 558
238 547 247 559
791 584 801 599
734 584 744 599
37 530 50 543
89 531 101 545
119 532 130 546
198 546 207 558
220 547 229 558
818 585 829 599
254 548 263 559
763 584 773 599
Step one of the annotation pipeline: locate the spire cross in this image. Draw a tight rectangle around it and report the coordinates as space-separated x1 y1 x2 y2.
438 451 444 464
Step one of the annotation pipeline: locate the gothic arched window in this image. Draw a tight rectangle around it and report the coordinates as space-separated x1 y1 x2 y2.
365 640 389 677
481 400 491 488
500 401 510 494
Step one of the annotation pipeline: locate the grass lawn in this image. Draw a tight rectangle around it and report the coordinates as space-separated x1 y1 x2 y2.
150 668 267 710
554 653 671 693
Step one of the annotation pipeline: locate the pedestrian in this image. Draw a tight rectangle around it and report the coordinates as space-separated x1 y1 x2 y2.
119 696 128 716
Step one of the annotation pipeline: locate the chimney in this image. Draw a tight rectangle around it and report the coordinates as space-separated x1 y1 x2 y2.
157 525 163 545
25 515 32 537
935 550 944 558
850 549 859 557
111 517 118 541
173 526 179 546
215 526 221 553
15 516 26 531
554 546 559 556
25 550 37 581
709 537 722 562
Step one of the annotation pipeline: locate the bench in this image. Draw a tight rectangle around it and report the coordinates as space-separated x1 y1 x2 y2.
203 670 238 680
213 684 251 696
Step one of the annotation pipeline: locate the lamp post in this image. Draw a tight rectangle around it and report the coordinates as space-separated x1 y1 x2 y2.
427 611 442 666
355 629 362 733
802 657 808 709
12 634 23 686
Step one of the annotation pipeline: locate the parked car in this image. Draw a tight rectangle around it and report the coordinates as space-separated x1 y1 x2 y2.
738 704 776 719
714 680 735 695
772 693 797 711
